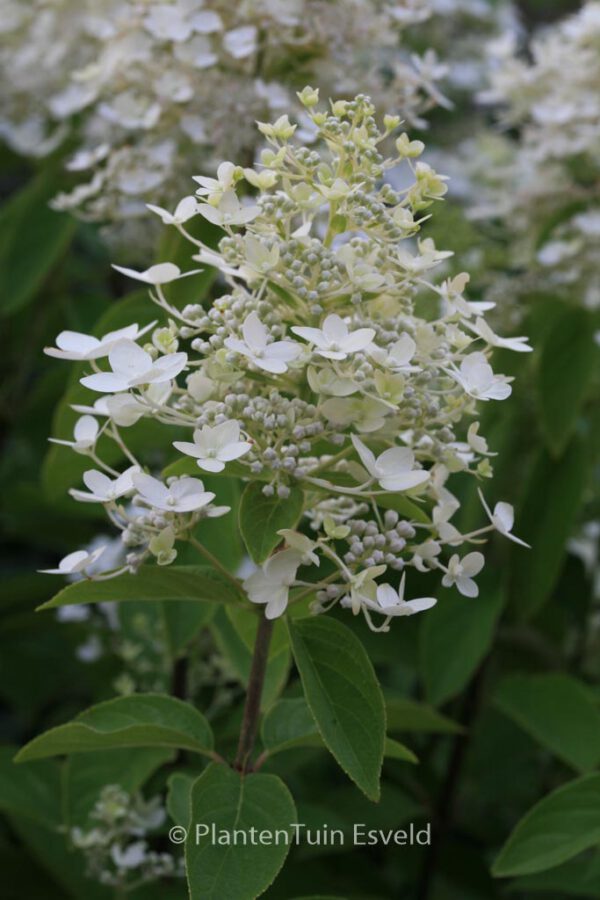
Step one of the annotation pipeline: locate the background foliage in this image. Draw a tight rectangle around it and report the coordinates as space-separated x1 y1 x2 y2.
1 1 599 898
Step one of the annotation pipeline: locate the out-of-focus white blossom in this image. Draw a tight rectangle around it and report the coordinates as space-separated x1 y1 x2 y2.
472 2 600 310
0 0 448 246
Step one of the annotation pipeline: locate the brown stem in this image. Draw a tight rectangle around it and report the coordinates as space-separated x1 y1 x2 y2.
233 613 274 773
416 660 488 900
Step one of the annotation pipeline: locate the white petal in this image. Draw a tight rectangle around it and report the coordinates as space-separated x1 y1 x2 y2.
380 470 429 492
351 434 377 477
461 551 485 577
265 590 289 619
80 372 130 393
197 458 225 473
173 440 205 459
405 596 437 613
493 501 514 533
74 415 99 443
377 446 415 475
133 472 168 505
341 328 376 352
242 312 267 351
218 441 252 462
376 583 400 609
266 341 301 362
109 340 152 378
456 576 479 598
322 315 348 341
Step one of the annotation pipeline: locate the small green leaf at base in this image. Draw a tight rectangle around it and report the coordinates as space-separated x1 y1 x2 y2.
185 764 296 900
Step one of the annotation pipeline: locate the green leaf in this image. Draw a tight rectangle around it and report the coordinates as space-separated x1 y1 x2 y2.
420 584 504 706
167 772 195 828
0 168 76 317
383 737 418 764
287 616 385 801
0 747 61 828
185 763 296 900
510 438 589 619
494 673 600 773
536 306 597 456
261 698 323 755
37 565 241 611
511 853 600 898
161 601 216 659
64 747 173 827
261 698 417 764
239 483 304 563
385 696 463 734
15 694 214 761
492 774 600 877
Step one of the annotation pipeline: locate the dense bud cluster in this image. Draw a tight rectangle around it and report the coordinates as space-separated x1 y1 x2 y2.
1 0 444 246
43 90 529 630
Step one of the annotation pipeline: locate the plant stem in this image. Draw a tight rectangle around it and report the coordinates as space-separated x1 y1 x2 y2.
416 661 487 900
233 613 274 773
189 536 243 595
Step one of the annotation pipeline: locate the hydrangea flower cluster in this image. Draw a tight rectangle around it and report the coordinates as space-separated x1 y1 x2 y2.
44 90 530 631
472 1 600 311
417 0 521 95
71 785 182 888
1 0 444 245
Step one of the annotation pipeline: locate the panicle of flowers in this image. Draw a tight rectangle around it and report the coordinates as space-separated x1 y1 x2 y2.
43 90 530 632
71 784 182 888
1 0 445 247
415 0 521 95
471 1 600 312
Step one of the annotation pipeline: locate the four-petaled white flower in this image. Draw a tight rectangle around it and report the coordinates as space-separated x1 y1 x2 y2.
193 161 237 202
45 323 154 361
197 190 260 227
146 195 199 225
224 312 300 374
39 546 106 575
173 421 252 473
375 574 437 617
447 352 512 401
80 341 187 393
478 489 530 548
442 551 484 597
132 473 218 513
292 314 375 360
352 434 430 492
70 466 139 504
111 263 201 284
243 549 304 619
